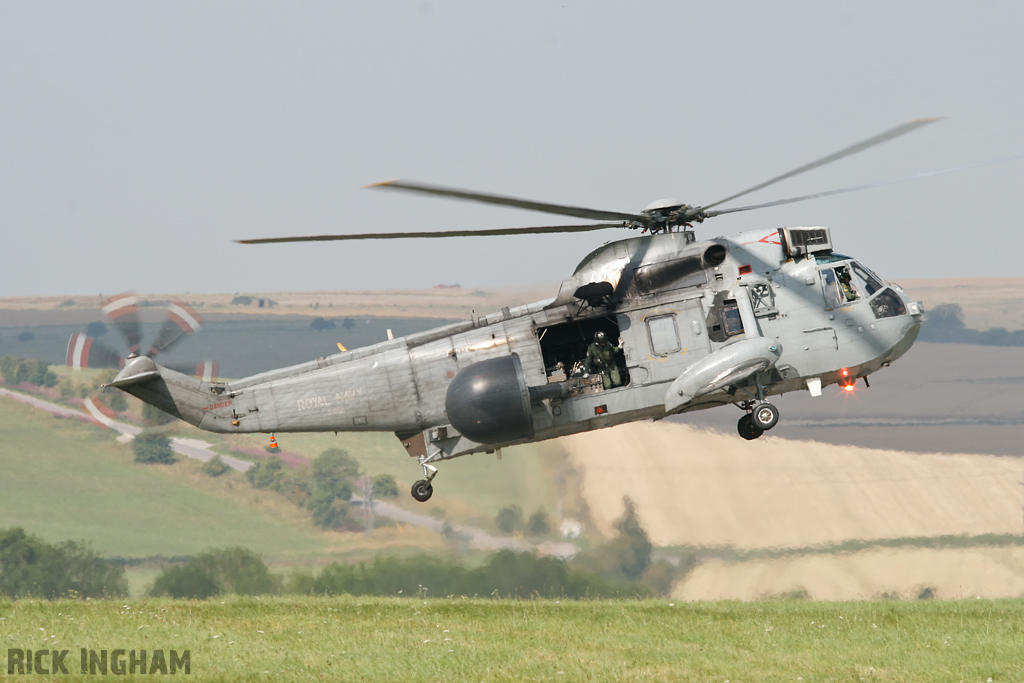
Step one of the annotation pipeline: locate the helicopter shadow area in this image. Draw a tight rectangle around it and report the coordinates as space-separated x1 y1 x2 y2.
668 342 1024 457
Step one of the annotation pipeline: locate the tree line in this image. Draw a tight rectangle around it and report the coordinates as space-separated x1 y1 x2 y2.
920 303 1024 346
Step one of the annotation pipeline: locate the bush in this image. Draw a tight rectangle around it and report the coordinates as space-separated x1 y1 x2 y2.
310 495 353 530
150 547 280 599
246 455 286 489
285 568 316 595
920 303 1024 346
0 356 57 388
149 564 221 600
312 449 361 492
308 550 645 599
100 387 128 412
495 505 523 534
573 496 654 583
526 509 550 537
310 317 336 333
133 432 176 464
0 527 127 599
201 455 230 477
372 473 399 498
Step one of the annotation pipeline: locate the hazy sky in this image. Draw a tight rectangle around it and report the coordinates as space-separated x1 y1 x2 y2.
3 1 1022 298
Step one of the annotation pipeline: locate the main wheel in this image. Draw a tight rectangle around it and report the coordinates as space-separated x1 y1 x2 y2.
751 402 780 430
737 414 764 440
411 479 434 502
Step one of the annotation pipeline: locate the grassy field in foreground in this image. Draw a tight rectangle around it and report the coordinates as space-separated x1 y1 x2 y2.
2 597 1022 682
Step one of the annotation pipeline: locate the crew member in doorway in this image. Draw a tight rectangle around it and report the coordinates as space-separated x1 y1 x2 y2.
585 331 623 390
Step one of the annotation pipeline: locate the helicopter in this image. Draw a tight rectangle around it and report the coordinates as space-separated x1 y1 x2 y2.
92 119 1017 502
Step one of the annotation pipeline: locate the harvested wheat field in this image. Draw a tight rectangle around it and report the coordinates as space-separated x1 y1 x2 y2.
556 421 1024 548
556 421 1024 600
676 546 1024 601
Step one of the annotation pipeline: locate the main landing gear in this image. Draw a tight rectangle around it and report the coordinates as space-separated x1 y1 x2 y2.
410 452 440 502
737 401 780 440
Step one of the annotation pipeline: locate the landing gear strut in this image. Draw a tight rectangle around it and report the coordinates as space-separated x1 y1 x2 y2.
410 452 440 502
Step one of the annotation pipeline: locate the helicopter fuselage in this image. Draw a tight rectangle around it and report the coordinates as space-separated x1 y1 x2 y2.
116 226 923 470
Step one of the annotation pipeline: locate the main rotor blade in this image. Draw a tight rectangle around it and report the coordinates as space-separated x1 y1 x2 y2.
237 223 627 244
704 151 1024 218
698 118 943 213
366 179 647 223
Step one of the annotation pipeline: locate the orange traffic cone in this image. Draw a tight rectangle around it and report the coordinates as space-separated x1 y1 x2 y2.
268 433 280 452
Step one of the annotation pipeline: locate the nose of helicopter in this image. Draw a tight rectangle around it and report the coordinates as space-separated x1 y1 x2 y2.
883 292 925 365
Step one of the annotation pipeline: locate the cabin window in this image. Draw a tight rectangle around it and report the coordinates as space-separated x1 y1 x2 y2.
869 288 907 319
647 315 681 355
722 301 744 337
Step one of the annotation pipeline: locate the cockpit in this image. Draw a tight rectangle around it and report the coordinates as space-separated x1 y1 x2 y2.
814 253 906 319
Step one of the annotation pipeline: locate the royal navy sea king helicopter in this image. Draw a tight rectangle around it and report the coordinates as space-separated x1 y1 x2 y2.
91 119 1015 502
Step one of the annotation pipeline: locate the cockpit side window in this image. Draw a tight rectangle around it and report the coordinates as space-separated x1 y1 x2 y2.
835 265 859 302
820 265 861 308
820 269 843 309
851 262 883 297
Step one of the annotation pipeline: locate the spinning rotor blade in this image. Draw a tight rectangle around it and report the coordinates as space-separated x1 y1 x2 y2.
366 179 647 223
100 292 143 354
147 300 205 357
697 118 943 214
66 333 124 371
238 223 625 244
704 151 1024 218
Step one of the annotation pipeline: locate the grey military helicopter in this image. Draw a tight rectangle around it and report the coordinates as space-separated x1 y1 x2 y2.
98 119 1016 502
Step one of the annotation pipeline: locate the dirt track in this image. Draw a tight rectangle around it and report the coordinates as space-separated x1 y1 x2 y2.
556 421 1024 548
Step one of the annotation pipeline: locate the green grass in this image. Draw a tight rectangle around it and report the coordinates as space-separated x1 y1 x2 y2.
2 596 1022 681
0 396 325 560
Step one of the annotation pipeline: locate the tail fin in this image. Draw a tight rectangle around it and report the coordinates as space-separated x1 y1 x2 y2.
108 356 219 430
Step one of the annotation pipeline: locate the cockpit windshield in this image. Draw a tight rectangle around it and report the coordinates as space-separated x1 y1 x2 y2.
850 262 884 297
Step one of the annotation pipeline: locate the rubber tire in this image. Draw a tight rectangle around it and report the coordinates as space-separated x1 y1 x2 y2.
411 480 434 502
737 414 764 440
751 402 780 430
